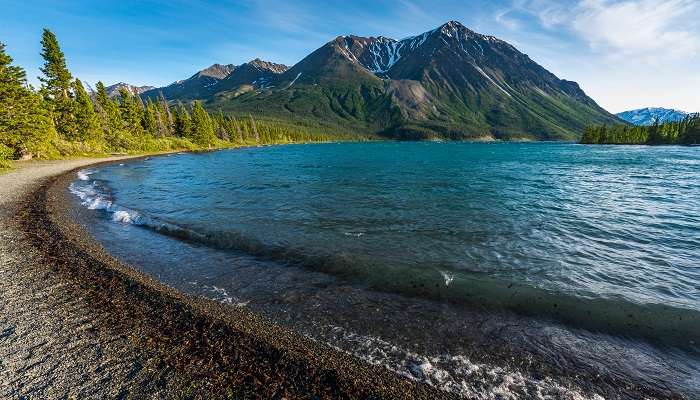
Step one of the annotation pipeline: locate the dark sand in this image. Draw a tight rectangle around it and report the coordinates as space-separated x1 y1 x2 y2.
0 157 451 399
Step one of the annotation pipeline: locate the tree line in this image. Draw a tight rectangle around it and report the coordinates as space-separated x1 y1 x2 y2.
580 114 700 145
1 29 339 168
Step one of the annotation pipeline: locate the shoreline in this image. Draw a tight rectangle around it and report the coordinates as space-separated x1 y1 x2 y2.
1 155 448 399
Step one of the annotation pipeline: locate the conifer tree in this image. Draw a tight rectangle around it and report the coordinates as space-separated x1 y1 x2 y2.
39 28 77 138
72 79 101 142
94 81 125 149
173 105 192 138
214 111 229 140
191 101 215 146
94 81 112 112
159 92 173 133
118 87 143 136
39 29 72 99
231 116 243 142
249 114 260 142
154 107 166 137
0 42 55 159
142 98 158 136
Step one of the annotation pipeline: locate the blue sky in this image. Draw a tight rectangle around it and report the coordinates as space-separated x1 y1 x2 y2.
1 0 698 112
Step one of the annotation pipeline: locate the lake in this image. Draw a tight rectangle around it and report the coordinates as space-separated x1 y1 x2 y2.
69 142 700 398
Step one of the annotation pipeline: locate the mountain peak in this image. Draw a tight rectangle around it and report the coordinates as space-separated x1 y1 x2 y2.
617 107 691 125
436 20 477 39
246 58 289 74
105 82 155 97
196 63 236 79
441 20 464 29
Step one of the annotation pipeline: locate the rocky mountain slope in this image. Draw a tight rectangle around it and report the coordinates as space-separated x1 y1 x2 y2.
148 21 621 140
142 60 288 101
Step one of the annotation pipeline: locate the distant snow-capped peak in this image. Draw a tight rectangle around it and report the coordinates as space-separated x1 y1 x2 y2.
617 107 691 125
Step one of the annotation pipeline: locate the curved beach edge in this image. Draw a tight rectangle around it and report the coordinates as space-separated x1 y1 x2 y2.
3 155 451 399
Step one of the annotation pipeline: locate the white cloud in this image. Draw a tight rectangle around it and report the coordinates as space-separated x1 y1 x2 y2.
500 0 700 112
513 0 700 62
494 9 520 30
572 0 699 60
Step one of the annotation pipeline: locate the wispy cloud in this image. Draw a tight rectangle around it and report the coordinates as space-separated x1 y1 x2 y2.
494 8 520 30
573 0 699 59
510 0 700 62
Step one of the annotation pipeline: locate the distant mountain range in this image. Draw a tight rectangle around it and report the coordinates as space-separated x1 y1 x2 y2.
616 107 693 126
121 21 621 140
104 82 155 98
137 59 289 101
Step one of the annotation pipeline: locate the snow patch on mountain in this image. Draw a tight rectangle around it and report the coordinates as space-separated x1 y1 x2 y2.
617 107 692 126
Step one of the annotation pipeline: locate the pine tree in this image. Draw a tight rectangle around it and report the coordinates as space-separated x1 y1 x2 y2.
214 111 229 140
94 81 125 149
154 104 168 137
250 114 259 142
72 79 101 142
191 101 215 147
159 92 173 134
231 116 243 142
647 119 663 144
118 87 143 136
0 42 55 159
38 28 77 138
94 81 110 110
142 98 158 136
173 105 192 138
39 29 72 100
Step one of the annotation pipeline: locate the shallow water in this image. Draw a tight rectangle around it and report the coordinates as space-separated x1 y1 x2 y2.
69 142 700 398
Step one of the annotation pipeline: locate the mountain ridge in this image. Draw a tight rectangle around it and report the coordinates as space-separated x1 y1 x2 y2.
617 107 694 126
104 82 155 98
144 21 621 140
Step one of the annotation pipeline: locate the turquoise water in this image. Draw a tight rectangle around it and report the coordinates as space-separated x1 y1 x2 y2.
70 142 700 397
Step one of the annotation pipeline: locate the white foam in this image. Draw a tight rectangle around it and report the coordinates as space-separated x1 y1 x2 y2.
76 170 91 181
205 285 248 307
70 180 144 227
439 270 455 286
344 232 364 238
112 210 136 224
326 325 602 400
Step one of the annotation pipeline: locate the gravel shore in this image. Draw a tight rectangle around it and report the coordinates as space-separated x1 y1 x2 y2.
0 157 450 399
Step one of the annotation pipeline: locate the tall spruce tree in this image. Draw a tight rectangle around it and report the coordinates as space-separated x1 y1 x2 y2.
94 81 125 149
39 28 77 138
173 105 192 138
249 114 260 142
191 101 215 147
118 87 143 136
0 42 55 159
142 98 158 136
39 29 72 99
159 92 173 134
72 79 101 142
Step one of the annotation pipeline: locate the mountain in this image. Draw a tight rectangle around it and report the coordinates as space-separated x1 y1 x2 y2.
161 21 621 140
617 107 691 126
142 60 288 101
215 59 288 93
105 82 155 98
141 63 236 100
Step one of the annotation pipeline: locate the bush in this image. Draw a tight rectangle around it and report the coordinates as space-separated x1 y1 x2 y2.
0 143 12 169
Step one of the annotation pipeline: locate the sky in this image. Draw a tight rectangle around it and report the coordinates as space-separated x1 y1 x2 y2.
1 0 698 113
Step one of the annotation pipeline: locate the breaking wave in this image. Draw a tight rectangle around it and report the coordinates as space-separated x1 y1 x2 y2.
325 325 604 400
